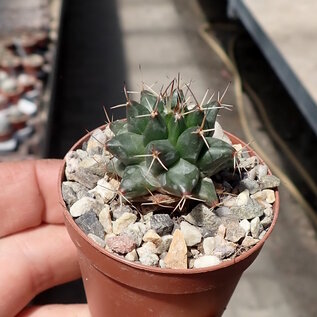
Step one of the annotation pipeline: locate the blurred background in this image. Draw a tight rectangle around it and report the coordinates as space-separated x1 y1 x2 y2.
0 0 316 316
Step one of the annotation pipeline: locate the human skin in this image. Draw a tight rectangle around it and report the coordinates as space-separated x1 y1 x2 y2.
0 160 90 317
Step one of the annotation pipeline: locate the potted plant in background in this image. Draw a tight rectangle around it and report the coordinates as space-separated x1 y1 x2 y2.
59 77 280 317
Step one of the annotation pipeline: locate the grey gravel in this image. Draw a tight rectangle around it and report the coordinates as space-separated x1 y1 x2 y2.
150 214 174 236
75 211 105 239
260 175 281 189
62 181 88 206
184 203 222 232
230 199 264 219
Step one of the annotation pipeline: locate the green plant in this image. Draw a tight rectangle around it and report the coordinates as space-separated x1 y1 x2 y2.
106 78 235 210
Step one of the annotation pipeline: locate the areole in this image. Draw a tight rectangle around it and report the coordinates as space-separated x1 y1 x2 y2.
59 126 279 317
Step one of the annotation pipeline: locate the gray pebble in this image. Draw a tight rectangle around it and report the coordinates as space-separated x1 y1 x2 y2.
62 181 88 206
230 199 264 220
239 179 260 194
256 164 268 179
260 175 280 189
184 203 222 233
88 233 106 248
225 219 246 243
150 214 174 236
112 204 136 220
75 211 105 239
121 222 147 246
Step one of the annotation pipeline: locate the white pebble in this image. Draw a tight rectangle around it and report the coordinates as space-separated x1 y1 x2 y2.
236 189 250 206
250 217 261 238
180 221 202 246
239 219 251 235
112 212 137 235
193 256 221 268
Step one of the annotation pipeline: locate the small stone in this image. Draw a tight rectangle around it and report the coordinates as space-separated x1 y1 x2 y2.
261 216 272 229
86 128 108 155
242 236 259 247
217 224 227 238
99 205 113 233
203 237 216 255
225 220 246 242
238 156 258 169
106 235 136 254
263 189 275 203
112 212 137 235
70 196 102 217
239 219 251 235
75 211 105 239
259 230 267 240
247 167 256 180
214 206 232 217
256 164 268 179
157 235 173 254
62 181 88 206
109 178 120 191
89 178 116 203
251 189 275 205
239 179 260 194
190 248 200 258
150 214 174 236
65 158 100 189
88 233 106 248
180 221 202 246
204 236 236 259
250 217 261 238
230 199 264 219
143 229 162 247
260 175 280 189
137 242 159 265
264 207 273 217
188 258 195 269
69 168 100 189
236 189 250 206
223 196 237 207
125 249 138 262
184 203 222 232
193 256 221 268
164 229 187 269
79 157 107 177
159 259 166 268
121 222 147 246
139 253 159 266
137 242 158 257
112 204 136 220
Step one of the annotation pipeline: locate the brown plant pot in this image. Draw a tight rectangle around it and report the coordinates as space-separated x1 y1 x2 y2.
59 127 279 317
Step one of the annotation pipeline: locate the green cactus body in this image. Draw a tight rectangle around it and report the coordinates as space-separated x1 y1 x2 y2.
106 80 235 208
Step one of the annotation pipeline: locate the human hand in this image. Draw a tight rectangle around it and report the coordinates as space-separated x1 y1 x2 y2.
0 160 90 317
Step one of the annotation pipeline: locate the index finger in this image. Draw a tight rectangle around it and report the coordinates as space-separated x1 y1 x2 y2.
0 159 64 238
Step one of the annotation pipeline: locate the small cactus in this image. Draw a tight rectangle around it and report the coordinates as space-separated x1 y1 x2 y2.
106 77 235 210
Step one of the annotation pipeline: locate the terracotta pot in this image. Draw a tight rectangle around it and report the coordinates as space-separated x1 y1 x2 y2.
59 127 279 317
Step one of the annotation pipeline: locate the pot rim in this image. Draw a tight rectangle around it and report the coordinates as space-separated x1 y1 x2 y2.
59 125 279 275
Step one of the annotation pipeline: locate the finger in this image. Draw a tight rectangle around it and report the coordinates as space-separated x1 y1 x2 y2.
0 159 64 238
0 224 81 317
17 304 90 317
